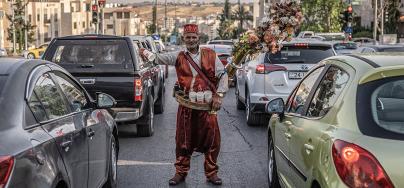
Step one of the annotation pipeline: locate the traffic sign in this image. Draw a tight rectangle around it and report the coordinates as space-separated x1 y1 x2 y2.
98 0 106 7
345 27 353 34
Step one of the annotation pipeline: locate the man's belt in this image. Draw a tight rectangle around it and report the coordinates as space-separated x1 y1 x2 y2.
174 90 212 111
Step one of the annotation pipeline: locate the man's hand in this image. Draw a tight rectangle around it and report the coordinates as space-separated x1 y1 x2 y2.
139 48 146 60
212 94 223 111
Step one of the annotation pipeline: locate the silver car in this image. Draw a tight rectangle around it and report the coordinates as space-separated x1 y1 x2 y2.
0 48 7 57
235 40 336 126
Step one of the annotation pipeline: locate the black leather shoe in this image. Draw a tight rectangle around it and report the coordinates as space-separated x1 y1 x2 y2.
169 174 185 186
207 175 222 185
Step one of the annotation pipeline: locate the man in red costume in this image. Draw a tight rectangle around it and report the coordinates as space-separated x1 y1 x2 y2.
140 24 228 186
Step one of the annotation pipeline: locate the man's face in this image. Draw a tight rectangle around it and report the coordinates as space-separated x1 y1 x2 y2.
182 33 200 50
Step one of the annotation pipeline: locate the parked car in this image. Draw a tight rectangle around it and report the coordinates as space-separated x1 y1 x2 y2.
332 41 358 55
128 35 169 79
207 39 234 46
358 44 404 53
296 31 315 38
0 58 118 188
266 54 404 188
315 33 346 41
0 48 7 57
43 35 165 137
352 37 377 46
200 44 233 66
23 43 49 59
235 40 335 126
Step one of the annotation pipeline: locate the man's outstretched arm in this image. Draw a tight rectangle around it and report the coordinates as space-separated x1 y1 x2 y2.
140 48 179 66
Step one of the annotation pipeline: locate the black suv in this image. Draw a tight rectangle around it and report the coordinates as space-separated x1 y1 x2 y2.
43 35 165 137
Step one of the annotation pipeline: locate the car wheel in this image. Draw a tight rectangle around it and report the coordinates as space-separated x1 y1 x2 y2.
268 133 280 188
103 136 117 188
246 92 268 126
137 94 154 137
236 85 245 110
27 53 35 59
154 82 165 114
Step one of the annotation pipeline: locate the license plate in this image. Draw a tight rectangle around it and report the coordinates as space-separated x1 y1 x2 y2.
288 72 305 79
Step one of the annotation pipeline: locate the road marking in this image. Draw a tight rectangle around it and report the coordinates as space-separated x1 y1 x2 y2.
118 160 173 166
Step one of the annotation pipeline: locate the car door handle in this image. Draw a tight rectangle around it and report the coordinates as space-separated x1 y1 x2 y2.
284 132 292 139
60 140 72 148
80 64 94 68
304 144 315 151
88 130 95 138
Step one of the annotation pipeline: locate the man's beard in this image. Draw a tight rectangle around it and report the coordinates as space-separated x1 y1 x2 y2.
186 42 199 52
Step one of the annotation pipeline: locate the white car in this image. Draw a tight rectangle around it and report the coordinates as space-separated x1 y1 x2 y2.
235 40 336 126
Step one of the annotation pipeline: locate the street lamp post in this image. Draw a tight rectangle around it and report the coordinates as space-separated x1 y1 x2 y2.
374 0 378 40
24 0 28 50
11 0 17 55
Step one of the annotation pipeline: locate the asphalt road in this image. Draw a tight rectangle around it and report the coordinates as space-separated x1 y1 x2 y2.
117 66 269 188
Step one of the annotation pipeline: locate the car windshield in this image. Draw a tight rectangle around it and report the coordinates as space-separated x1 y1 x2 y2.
316 34 345 41
357 76 404 140
372 79 404 135
209 41 234 46
214 47 232 54
50 39 132 64
265 46 334 64
333 43 358 50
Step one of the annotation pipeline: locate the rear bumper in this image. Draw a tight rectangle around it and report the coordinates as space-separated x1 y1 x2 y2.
110 107 140 122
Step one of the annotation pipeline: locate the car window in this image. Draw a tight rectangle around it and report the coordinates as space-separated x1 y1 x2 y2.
382 47 404 52
266 46 334 64
288 67 324 114
52 72 89 112
28 91 48 122
372 80 404 134
333 43 358 50
307 66 349 117
33 73 70 119
50 39 132 64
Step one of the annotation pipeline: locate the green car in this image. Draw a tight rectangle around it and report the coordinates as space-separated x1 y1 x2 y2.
266 53 404 188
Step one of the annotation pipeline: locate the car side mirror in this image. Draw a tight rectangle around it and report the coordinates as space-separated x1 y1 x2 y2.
96 93 116 109
265 98 285 115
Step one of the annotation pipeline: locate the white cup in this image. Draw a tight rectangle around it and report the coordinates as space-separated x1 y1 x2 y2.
204 91 212 103
196 91 204 103
189 91 197 102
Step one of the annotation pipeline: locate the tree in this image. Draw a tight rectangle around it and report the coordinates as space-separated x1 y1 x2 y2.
6 0 36 52
383 0 400 34
233 1 253 36
300 0 345 32
146 24 157 35
217 0 236 39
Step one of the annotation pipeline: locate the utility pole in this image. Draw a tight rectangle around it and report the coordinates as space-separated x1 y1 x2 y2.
152 0 157 34
164 0 167 30
11 0 16 55
381 0 384 35
24 0 28 50
374 0 378 40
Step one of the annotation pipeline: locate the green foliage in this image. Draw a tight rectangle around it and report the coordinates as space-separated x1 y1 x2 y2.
6 0 36 52
233 3 253 36
146 24 157 35
217 0 237 39
200 33 209 44
300 0 345 32
384 0 400 34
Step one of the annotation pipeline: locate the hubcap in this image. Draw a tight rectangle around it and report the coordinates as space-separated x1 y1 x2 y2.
268 138 274 183
111 141 117 181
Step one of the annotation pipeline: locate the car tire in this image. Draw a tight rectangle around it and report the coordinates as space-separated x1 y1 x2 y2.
103 136 117 188
268 133 280 188
27 53 35 59
154 82 165 114
246 92 267 126
236 83 245 110
137 94 154 137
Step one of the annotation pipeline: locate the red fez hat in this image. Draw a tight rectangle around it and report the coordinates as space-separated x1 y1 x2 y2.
183 24 199 34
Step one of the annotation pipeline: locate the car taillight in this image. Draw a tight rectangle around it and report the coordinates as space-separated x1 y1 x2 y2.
134 79 143 101
332 140 394 188
256 64 287 74
0 156 14 188
294 43 308 47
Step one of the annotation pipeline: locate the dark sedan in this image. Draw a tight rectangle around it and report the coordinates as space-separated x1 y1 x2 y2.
0 59 119 188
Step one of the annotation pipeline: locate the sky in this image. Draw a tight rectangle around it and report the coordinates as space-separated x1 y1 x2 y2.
109 0 253 4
